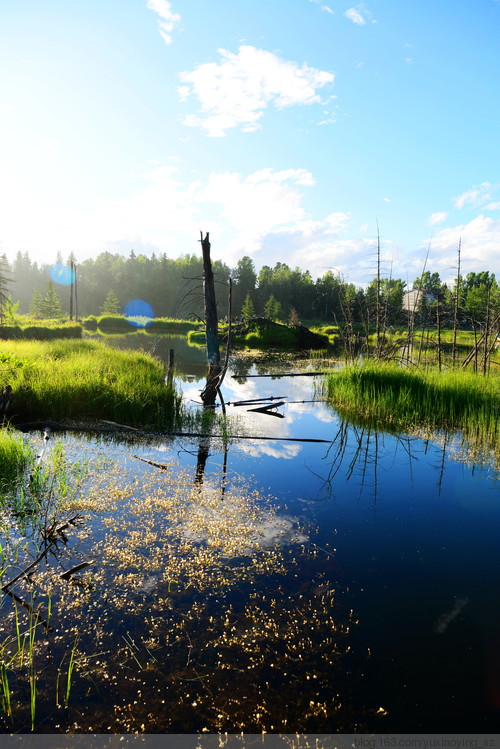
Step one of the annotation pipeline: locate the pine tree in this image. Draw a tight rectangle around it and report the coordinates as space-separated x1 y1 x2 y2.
41 280 63 319
264 294 282 321
30 287 44 319
101 289 121 314
0 254 12 324
241 293 255 319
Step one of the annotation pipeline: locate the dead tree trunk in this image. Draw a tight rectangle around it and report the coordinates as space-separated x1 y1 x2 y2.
200 232 221 406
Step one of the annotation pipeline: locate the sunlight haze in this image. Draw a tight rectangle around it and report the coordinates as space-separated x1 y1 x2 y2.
1 0 500 285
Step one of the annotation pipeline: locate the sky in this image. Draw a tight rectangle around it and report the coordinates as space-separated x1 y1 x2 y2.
1 0 500 287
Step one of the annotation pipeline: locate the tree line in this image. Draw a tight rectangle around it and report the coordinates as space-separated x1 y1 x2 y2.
0 249 498 332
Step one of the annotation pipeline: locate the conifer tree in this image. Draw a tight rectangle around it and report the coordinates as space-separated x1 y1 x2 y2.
0 254 12 324
264 294 282 321
30 287 44 318
241 293 255 319
41 279 63 319
101 289 121 314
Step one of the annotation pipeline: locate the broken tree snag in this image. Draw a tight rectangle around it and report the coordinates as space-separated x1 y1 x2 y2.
200 231 221 406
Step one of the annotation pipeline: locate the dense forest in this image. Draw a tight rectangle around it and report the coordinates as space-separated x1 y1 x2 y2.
0 249 498 331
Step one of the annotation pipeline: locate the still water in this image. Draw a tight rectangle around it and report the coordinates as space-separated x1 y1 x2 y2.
2 337 500 733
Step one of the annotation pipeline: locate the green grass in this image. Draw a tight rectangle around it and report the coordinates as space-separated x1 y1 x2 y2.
0 429 32 493
0 339 182 428
81 314 204 335
0 322 82 341
323 360 499 447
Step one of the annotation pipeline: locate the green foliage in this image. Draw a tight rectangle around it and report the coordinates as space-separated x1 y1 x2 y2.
264 294 282 321
29 287 43 319
0 429 31 493
244 319 301 349
41 280 64 319
0 339 182 427
233 256 257 315
0 322 82 341
147 318 203 335
96 314 133 332
82 315 98 330
241 293 255 319
0 255 13 324
100 289 121 314
187 329 206 347
323 361 500 447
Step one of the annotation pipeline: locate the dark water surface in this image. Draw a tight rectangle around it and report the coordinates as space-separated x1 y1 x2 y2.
1 344 499 733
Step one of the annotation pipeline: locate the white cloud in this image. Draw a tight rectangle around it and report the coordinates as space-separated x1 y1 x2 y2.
428 214 500 276
486 201 500 210
146 0 181 45
453 182 493 209
178 46 334 136
321 5 335 13
429 211 448 226
345 6 370 24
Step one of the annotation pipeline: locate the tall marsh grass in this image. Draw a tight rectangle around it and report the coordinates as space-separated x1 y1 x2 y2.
323 361 499 448
1 339 182 428
0 323 82 341
0 430 31 492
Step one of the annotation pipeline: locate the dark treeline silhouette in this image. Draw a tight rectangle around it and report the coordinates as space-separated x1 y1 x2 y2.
2 250 498 330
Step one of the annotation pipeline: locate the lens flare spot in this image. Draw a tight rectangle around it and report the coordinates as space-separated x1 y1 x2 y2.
50 264 75 286
124 299 154 327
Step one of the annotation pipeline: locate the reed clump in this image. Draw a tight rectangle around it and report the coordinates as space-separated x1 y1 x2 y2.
323 361 499 445
0 429 31 493
0 339 182 428
0 322 82 341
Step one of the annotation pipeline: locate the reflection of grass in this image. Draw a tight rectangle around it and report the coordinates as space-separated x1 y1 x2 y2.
1 339 182 427
324 361 499 451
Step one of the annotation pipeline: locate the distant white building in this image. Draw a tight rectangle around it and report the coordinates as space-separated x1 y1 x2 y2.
403 289 436 313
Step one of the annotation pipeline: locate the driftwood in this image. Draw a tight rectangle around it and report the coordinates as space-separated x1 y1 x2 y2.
231 372 327 379
247 401 285 417
2 514 83 592
11 422 331 443
60 561 93 580
127 453 170 471
228 396 286 406
101 419 141 432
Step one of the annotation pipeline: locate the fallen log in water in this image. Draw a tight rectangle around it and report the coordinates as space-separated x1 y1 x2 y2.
126 453 170 470
231 372 327 378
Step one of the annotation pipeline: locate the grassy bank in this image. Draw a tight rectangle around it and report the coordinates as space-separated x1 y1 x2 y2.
0 339 181 428
82 314 203 335
0 321 82 341
323 361 499 447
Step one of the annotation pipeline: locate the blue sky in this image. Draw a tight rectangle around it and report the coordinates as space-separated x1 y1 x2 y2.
1 0 500 286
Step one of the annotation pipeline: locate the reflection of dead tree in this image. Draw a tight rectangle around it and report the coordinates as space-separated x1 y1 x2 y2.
437 433 448 496
309 421 425 503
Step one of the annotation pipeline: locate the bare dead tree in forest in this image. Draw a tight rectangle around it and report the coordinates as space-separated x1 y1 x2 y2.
199 232 221 406
452 238 461 366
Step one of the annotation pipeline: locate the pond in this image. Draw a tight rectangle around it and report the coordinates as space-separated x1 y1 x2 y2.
1 338 499 734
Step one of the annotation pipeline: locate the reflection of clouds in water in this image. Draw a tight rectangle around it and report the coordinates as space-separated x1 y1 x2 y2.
313 404 336 423
224 378 259 403
238 440 302 460
184 477 308 555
